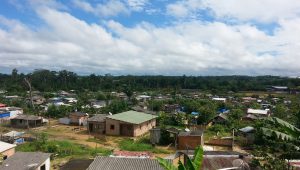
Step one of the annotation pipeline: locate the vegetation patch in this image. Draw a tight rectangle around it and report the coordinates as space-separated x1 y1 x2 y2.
16 133 111 158
119 137 170 154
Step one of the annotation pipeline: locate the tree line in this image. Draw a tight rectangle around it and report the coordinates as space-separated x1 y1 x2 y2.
1 69 300 93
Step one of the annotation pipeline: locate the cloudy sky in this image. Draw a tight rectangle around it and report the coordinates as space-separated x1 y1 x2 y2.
0 0 300 75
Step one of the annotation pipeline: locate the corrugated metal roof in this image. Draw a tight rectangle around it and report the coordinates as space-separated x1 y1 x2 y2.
247 108 268 115
87 156 164 170
178 130 203 136
0 141 16 152
88 114 107 122
106 111 157 124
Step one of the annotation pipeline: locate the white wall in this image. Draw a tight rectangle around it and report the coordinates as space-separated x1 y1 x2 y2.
38 157 50 170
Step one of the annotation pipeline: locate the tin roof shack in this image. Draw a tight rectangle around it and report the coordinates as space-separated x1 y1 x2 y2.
69 112 89 126
0 141 16 159
1 131 25 144
87 156 163 170
10 115 45 128
177 130 204 150
238 126 255 145
243 108 270 122
0 152 51 170
106 111 157 137
87 114 107 134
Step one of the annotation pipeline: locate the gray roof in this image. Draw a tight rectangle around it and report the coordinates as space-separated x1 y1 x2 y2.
88 114 107 122
239 126 255 133
11 115 43 121
0 152 51 170
87 156 164 170
106 111 157 124
178 130 203 137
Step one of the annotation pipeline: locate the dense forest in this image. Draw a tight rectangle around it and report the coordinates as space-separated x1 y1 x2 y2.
1 69 300 93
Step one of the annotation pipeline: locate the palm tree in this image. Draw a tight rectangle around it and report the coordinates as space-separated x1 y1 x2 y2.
157 146 204 170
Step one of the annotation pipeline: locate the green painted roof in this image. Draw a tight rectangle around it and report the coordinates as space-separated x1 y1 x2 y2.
106 111 157 124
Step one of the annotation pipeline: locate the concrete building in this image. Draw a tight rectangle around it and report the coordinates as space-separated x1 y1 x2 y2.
0 152 51 170
106 111 157 137
0 141 16 159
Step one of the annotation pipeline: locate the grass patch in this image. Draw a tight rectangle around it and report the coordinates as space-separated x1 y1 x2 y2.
119 137 170 154
17 140 111 158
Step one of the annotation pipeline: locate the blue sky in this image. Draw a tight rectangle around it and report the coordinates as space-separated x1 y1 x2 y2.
0 0 300 75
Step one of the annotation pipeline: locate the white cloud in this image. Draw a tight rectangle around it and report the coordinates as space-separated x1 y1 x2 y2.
72 0 129 17
167 0 300 23
126 0 149 11
166 0 204 18
1 5 300 75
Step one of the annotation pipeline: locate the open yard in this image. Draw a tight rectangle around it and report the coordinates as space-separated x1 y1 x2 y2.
2 119 175 169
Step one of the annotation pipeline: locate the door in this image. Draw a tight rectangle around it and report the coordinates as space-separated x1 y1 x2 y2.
120 124 134 136
89 123 93 132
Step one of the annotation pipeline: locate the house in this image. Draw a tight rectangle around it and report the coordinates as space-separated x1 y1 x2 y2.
163 104 181 113
177 130 204 150
0 141 16 159
0 103 6 108
63 97 78 104
69 112 89 126
10 115 45 128
269 86 289 93
87 114 107 134
245 108 270 119
0 152 51 170
90 100 108 108
0 107 24 123
136 95 151 102
106 111 157 137
86 156 163 170
212 113 228 125
28 96 46 105
212 97 226 102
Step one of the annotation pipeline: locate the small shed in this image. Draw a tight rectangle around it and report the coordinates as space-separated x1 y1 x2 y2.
177 130 204 150
150 128 161 144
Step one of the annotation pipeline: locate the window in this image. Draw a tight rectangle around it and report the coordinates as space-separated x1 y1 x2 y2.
110 125 115 130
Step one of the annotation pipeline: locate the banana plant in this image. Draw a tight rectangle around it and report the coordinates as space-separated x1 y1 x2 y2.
261 117 300 142
157 146 204 170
